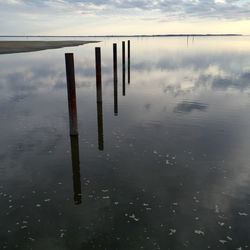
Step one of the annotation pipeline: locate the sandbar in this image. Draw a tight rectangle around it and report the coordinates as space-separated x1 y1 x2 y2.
0 41 99 55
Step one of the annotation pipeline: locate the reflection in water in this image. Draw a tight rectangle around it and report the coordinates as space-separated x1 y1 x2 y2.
1 37 250 249
113 43 118 116
174 101 208 113
97 101 104 151
70 135 82 205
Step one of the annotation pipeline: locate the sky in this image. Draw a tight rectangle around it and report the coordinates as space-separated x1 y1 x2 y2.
0 0 250 35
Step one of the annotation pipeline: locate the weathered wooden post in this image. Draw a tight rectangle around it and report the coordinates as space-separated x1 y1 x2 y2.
122 41 126 96
113 43 118 115
95 47 104 150
65 53 78 136
95 47 102 103
128 40 130 84
70 135 82 205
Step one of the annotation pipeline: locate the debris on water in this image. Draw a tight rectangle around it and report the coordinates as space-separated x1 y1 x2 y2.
102 196 110 199
102 189 109 193
60 233 65 238
44 199 51 202
129 214 139 222
193 197 199 203
28 238 35 242
238 212 248 216
219 240 227 244
218 222 225 226
36 204 41 207
114 202 119 205
215 205 220 213
194 230 205 236
169 229 176 236
172 202 178 206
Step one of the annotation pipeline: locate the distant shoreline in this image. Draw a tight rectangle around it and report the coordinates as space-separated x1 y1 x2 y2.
0 34 243 38
0 41 99 55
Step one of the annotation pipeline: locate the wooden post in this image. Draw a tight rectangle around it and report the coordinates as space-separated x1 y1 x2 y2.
113 43 118 115
128 40 130 84
95 47 102 103
122 41 126 96
70 135 82 205
65 53 78 136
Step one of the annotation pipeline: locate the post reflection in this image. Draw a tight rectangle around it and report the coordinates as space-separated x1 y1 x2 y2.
70 135 82 205
97 101 104 151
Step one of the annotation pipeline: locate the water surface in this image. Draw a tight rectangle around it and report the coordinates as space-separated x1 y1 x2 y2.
0 37 250 249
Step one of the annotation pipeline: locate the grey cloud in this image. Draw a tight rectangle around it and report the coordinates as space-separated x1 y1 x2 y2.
174 101 208 113
1 0 250 21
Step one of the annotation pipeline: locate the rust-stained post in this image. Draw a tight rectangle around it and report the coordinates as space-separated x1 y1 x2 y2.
95 47 102 103
128 40 130 84
70 135 82 205
113 43 118 115
95 47 104 150
65 53 78 136
97 102 104 151
122 41 126 96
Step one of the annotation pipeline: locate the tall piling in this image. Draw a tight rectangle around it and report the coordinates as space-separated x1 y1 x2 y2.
95 47 104 150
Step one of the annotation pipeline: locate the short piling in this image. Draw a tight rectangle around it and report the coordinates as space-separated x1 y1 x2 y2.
65 53 78 136
128 40 130 84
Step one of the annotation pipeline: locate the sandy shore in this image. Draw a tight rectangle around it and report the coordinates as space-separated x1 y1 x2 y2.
0 41 99 54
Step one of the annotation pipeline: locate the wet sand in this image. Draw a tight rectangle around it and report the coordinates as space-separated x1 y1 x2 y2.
0 41 99 54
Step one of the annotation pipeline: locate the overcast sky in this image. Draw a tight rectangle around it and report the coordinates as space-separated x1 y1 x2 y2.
0 0 250 35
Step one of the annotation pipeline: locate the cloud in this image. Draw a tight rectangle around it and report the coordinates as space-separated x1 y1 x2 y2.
1 0 250 20
174 101 208 113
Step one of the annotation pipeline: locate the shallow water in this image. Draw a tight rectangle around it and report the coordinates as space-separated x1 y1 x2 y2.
0 37 250 249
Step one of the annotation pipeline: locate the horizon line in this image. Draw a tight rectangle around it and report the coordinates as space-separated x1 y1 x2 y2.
0 33 245 38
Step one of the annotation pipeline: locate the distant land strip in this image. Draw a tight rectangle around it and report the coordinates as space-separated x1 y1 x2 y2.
0 34 243 38
0 41 99 55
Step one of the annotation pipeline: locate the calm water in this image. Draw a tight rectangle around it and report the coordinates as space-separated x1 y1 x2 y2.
0 37 250 249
